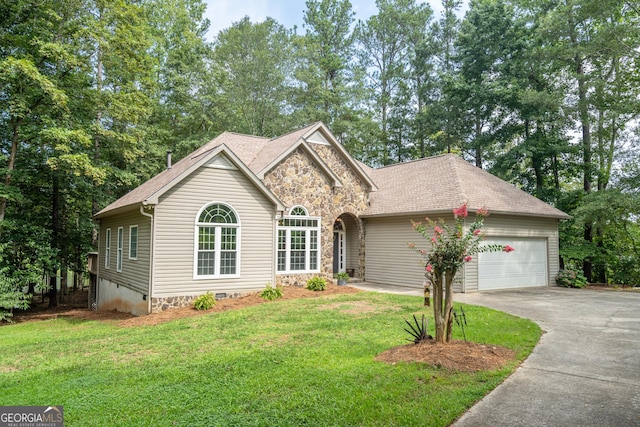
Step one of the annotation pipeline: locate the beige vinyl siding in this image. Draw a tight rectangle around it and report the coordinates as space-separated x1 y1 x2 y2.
364 215 457 289
152 164 275 297
97 210 151 295
462 214 560 292
365 213 560 293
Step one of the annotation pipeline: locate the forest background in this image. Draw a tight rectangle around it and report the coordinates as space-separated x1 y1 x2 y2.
1 0 639 312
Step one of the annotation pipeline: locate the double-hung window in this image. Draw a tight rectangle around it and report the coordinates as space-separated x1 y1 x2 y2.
129 225 138 260
277 206 320 273
105 228 111 268
116 227 123 272
195 203 239 278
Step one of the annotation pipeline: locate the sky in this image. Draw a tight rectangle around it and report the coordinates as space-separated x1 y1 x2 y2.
203 0 468 40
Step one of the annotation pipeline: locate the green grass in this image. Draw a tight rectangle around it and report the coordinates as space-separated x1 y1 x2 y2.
0 292 541 426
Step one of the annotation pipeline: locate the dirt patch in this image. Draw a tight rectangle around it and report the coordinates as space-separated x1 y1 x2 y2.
376 340 516 372
6 285 516 372
318 300 400 315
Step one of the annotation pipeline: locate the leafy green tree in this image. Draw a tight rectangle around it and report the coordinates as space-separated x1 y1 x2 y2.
89 0 157 210
146 0 221 161
456 0 517 166
294 0 356 127
355 0 433 165
213 17 295 137
425 0 464 155
410 204 513 343
1 0 191 309
529 0 640 281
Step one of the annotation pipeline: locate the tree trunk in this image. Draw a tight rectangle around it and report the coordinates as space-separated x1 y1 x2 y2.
92 19 103 246
48 172 60 308
444 271 455 343
432 269 456 343
576 55 593 282
0 119 21 238
475 113 482 168
432 271 445 343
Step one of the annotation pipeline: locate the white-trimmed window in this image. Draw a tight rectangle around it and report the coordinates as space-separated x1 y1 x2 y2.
277 206 320 273
129 225 138 260
195 203 239 278
116 227 123 272
105 228 111 269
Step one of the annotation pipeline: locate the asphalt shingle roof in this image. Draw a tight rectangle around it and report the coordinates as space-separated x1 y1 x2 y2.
95 125 568 220
364 154 569 219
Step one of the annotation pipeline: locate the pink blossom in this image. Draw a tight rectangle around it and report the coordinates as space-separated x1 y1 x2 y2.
431 237 437 243
476 207 489 217
473 229 481 236
426 264 433 273
408 242 416 249
464 256 472 262
503 245 515 253
434 226 443 235
453 203 468 218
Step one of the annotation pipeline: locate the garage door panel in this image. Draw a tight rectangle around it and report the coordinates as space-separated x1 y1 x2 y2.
479 238 547 290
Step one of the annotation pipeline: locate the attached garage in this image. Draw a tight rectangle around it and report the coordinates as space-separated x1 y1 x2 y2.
362 154 570 293
478 238 548 290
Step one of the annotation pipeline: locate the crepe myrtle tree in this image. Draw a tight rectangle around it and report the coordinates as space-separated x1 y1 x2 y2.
409 203 513 343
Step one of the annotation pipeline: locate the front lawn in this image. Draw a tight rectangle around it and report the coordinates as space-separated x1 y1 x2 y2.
0 292 541 426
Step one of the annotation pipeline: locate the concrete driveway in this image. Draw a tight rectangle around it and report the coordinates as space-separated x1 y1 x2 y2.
354 284 640 426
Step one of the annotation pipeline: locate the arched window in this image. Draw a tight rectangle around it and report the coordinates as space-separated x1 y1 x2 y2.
195 203 239 278
277 205 320 273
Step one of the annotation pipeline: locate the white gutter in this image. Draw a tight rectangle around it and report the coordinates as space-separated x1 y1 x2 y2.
139 205 154 314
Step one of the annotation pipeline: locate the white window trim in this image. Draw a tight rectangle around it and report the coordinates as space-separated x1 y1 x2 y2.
116 227 123 272
193 203 241 280
277 206 321 274
105 228 111 269
129 225 138 260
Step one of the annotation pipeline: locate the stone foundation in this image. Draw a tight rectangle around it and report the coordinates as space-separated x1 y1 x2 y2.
151 291 247 313
276 273 332 288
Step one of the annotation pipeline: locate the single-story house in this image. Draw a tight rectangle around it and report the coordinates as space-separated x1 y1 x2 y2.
93 122 569 315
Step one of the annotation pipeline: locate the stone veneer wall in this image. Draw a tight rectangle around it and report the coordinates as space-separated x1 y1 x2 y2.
262 144 370 286
151 292 247 313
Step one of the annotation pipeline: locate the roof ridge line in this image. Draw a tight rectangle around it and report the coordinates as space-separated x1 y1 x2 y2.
449 155 467 206
374 153 453 170
269 122 321 142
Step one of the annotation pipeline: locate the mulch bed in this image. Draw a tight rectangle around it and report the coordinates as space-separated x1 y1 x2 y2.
376 340 516 372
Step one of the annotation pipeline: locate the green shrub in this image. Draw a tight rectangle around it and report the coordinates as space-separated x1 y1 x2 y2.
0 271 33 322
193 292 216 310
556 268 587 288
306 276 327 291
336 272 350 281
260 283 283 300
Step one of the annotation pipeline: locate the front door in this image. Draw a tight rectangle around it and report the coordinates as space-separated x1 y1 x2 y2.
333 220 345 273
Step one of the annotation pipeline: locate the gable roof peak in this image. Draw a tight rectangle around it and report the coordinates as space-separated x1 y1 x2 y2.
364 152 569 219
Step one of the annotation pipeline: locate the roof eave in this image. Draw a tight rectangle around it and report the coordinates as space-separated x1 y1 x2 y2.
94 203 143 220
362 208 570 220
95 144 286 218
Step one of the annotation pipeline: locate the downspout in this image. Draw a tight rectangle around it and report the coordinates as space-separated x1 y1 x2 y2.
140 204 154 314
274 209 284 285
94 219 101 309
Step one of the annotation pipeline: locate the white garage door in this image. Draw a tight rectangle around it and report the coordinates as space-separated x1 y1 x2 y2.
478 238 547 290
